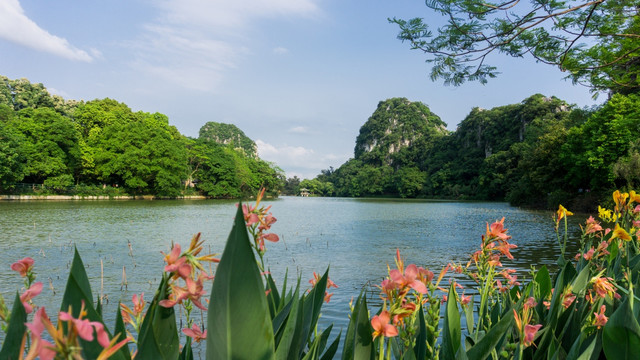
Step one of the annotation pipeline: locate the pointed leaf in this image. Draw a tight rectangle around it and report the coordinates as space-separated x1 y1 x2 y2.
341 293 374 360
178 337 194 360
603 297 640 359
0 293 27 360
441 284 461 360
114 302 132 359
275 287 300 360
206 203 275 360
466 307 513 359
136 274 179 360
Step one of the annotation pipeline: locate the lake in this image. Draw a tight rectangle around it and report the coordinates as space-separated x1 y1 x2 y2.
0 196 586 356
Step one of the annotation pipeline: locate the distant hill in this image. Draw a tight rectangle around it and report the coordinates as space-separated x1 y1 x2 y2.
199 122 258 158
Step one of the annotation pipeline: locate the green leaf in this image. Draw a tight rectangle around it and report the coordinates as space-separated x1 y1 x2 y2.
341 292 374 360
0 293 27 360
178 337 194 360
320 331 341 360
60 248 126 360
535 265 552 300
463 295 474 335
206 202 275 360
275 286 300 360
466 307 513 359
413 304 427 360
603 297 640 359
114 302 132 359
136 274 179 360
570 265 591 294
441 284 461 360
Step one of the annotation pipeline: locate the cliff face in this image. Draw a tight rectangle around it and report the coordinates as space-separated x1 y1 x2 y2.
354 98 447 166
199 122 258 157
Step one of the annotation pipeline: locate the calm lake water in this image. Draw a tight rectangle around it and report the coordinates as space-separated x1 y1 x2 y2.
0 196 586 356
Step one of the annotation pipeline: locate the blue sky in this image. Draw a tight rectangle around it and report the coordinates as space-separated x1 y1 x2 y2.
0 0 601 179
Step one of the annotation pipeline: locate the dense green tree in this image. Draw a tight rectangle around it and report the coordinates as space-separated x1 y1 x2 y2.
7 107 81 183
0 121 26 190
390 1 640 94
0 76 55 111
91 120 188 195
283 176 301 195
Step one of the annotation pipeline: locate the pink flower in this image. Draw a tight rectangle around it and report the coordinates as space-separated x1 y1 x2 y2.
592 276 616 299
585 216 603 235
20 281 43 314
371 311 398 339
583 248 595 260
162 244 192 278
496 240 517 259
390 263 428 294
24 308 56 360
183 323 207 343
593 305 608 329
486 217 511 241
460 294 471 306
523 324 542 347
11 257 35 277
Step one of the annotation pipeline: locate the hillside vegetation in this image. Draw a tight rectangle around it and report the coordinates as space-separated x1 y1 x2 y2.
0 76 284 198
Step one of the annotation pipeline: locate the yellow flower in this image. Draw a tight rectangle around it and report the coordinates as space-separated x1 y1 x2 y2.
556 204 573 222
613 190 629 211
629 190 640 204
598 206 615 222
611 224 632 242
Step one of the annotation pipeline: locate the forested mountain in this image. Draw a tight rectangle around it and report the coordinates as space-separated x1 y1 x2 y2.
0 75 284 197
199 122 258 158
311 94 640 210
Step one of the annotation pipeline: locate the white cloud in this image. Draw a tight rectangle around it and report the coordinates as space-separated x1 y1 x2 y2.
256 139 348 179
0 0 94 62
273 46 289 55
129 0 320 91
288 126 310 134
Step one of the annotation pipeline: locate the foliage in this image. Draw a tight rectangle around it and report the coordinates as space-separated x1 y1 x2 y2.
390 0 640 94
199 121 258 158
0 75 285 198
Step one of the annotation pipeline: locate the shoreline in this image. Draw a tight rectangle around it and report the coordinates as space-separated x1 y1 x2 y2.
0 194 209 201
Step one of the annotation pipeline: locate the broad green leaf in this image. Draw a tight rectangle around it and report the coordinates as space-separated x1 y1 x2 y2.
60 248 126 360
570 266 591 294
463 295 474 335
413 304 427 360
275 287 300 360
565 333 596 360
206 203 275 360
341 293 374 360
441 284 461 360
178 337 194 360
114 302 132 359
0 293 27 360
535 265 552 300
320 331 341 360
603 297 640 359
466 307 513 360
136 274 179 360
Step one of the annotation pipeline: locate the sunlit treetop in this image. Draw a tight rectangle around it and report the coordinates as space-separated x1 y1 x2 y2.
390 0 640 95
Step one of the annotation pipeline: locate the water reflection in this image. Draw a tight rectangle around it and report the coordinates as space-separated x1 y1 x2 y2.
0 197 587 357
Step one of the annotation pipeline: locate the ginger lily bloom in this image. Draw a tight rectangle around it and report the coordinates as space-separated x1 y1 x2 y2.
593 305 608 329
371 311 398 339
183 323 207 343
11 257 35 277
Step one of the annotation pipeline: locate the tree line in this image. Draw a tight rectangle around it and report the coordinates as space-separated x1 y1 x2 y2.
297 94 639 210
0 76 284 198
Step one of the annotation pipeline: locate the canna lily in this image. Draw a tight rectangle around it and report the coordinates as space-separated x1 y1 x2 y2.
162 243 192 279
183 323 207 343
613 190 629 211
371 310 398 339
591 275 617 299
523 324 542 347
593 304 608 329
584 216 603 235
610 224 632 242
556 205 573 223
389 263 428 294
486 217 511 241
11 257 35 277
20 281 43 314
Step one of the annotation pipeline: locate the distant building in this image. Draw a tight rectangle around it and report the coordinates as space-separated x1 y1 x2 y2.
300 188 310 197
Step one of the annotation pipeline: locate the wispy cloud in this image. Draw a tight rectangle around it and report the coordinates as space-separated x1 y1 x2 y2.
273 46 289 55
256 139 347 178
130 0 320 91
288 126 310 134
0 0 94 62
